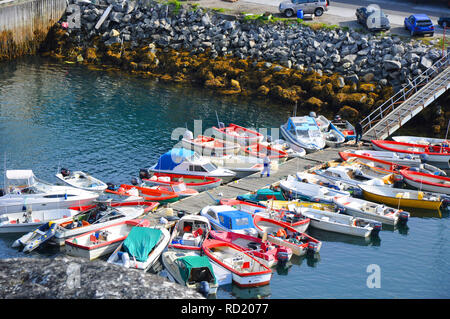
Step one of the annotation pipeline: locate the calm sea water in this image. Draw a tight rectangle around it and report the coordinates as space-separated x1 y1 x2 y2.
0 57 448 299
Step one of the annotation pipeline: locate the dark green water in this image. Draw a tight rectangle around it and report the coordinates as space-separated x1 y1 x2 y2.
0 57 448 299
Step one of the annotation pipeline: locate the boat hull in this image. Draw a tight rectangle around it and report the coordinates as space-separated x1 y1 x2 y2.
361 189 442 210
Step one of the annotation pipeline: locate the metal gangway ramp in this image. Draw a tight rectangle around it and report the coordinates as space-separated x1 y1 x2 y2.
361 54 450 141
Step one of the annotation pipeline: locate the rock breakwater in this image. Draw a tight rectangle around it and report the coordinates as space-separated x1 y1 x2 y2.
40 0 444 120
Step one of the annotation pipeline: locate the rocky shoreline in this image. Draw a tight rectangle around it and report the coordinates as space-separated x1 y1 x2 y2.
39 0 444 121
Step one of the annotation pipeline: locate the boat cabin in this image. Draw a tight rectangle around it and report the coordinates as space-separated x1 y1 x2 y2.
285 117 322 139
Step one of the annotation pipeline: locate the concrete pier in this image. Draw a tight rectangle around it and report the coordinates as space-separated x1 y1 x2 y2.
0 0 66 60
166 144 358 215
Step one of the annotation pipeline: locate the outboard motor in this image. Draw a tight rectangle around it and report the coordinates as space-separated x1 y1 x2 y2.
276 250 290 264
309 111 317 118
130 178 139 186
218 122 225 129
60 168 70 177
177 210 186 218
370 222 382 237
337 207 346 215
306 241 319 257
398 211 410 225
419 153 429 163
139 169 150 180
266 135 272 143
0 189 4 197
393 174 404 188
198 281 210 297
106 182 116 191
183 129 194 141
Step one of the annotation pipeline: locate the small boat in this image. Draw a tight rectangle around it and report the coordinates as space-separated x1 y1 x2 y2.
329 116 356 141
149 148 236 183
338 152 446 176
252 214 321 256
169 214 211 251
64 219 151 260
258 199 337 212
392 136 450 146
161 250 219 296
297 207 382 237
342 149 424 167
0 170 99 215
371 140 450 168
280 116 326 153
206 155 275 179
0 208 79 234
105 183 179 203
400 169 450 195
219 198 311 233
279 175 350 204
332 196 409 226
199 205 258 237
358 184 449 210
314 114 331 132
209 230 292 268
212 123 264 146
50 202 157 246
55 169 107 192
13 201 158 251
339 161 396 182
259 138 306 158
238 186 286 202
324 129 346 147
140 171 222 192
201 239 273 287
181 130 241 156
242 143 288 161
107 226 170 271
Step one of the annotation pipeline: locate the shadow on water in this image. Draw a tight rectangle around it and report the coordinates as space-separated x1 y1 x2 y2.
307 228 381 247
228 283 272 299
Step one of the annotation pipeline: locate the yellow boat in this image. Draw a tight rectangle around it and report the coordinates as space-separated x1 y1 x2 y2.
259 199 336 212
358 184 444 210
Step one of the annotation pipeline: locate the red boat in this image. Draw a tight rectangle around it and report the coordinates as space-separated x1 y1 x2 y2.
339 151 410 172
243 143 289 161
371 140 450 166
212 123 264 146
209 230 292 268
142 172 222 192
201 239 272 287
400 169 450 195
105 184 179 203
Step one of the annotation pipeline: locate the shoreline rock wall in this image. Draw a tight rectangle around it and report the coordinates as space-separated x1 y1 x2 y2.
39 0 445 121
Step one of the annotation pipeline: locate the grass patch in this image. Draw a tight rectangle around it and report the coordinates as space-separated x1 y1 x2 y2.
167 0 182 14
211 8 226 13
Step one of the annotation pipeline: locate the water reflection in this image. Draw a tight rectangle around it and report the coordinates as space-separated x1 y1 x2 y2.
230 283 272 299
307 228 380 247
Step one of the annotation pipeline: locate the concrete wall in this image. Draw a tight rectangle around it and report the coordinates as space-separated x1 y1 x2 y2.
0 0 67 60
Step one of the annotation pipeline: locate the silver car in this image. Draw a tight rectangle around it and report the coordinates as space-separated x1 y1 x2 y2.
279 0 329 18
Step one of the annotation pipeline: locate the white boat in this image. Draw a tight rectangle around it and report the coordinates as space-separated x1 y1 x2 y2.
260 138 306 158
64 218 151 260
181 130 241 156
342 149 424 167
311 113 331 132
329 116 356 141
55 169 107 192
0 170 99 215
332 196 410 226
279 175 350 204
199 205 258 237
296 207 382 237
211 123 264 146
280 116 326 153
149 148 236 183
0 208 79 234
206 155 277 179
50 203 154 246
201 238 272 287
400 169 450 195
107 226 170 271
324 129 346 147
168 214 211 251
392 136 449 146
161 249 219 296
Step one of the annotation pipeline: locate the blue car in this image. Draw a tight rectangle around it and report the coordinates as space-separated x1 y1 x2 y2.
404 14 434 36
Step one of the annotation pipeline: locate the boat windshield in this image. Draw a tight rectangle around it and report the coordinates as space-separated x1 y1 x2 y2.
173 183 187 192
202 163 217 172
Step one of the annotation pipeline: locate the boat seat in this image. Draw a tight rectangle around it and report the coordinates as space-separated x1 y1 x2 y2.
321 216 330 221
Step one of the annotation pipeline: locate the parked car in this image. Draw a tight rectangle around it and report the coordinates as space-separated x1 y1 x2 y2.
438 16 450 28
404 14 434 36
355 5 390 31
279 0 329 18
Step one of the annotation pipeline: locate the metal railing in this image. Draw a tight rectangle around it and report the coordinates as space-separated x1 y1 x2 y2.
361 54 450 139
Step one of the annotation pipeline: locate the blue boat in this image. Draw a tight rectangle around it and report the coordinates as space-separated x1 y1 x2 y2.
280 116 326 153
200 205 258 237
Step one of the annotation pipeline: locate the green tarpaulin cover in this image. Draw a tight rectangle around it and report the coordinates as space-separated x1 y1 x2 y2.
178 255 216 284
123 227 162 262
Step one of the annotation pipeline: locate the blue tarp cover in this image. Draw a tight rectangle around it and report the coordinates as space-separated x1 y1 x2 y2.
154 148 195 170
218 210 254 230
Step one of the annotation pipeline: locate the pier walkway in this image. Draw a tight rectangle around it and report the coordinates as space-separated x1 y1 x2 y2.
361 54 450 141
166 145 354 215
